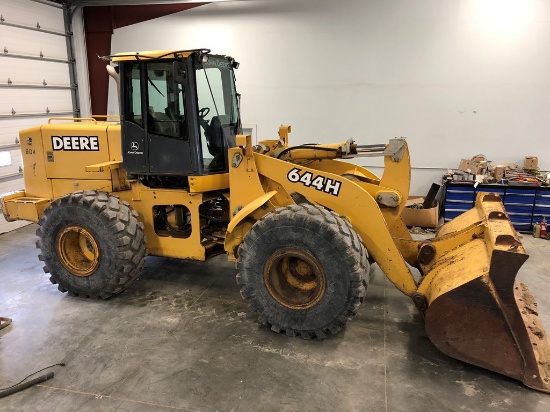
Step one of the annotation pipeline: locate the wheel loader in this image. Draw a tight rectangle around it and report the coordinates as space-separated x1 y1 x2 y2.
1 48 549 393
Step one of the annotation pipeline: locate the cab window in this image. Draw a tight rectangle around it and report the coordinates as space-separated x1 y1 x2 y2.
124 63 143 126
146 62 186 139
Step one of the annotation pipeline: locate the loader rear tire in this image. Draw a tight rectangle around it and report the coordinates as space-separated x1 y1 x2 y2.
36 191 146 299
237 204 369 339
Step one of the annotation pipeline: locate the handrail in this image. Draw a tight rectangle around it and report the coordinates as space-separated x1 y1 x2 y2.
91 114 121 120
48 117 97 124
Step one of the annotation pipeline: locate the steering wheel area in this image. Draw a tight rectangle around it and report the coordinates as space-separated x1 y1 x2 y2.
198 107 210 119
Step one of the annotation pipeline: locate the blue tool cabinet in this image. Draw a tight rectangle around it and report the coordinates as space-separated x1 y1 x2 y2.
443 183 550 232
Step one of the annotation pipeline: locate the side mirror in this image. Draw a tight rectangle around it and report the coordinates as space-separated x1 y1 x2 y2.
172 60 186 83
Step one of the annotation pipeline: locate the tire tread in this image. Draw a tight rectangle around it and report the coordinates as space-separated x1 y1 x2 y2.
236 204 369 340
36 191 146 299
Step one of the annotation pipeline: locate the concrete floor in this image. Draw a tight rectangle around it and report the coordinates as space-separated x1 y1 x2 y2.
1 224 550 411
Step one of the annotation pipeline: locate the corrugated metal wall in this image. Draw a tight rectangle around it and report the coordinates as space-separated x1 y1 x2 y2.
0 0 73 233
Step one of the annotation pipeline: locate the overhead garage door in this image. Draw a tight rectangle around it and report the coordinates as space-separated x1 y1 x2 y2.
0 0 75 233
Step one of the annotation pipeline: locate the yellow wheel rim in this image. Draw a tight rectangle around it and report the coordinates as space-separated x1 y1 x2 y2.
56 225 100 277
264 248 326 310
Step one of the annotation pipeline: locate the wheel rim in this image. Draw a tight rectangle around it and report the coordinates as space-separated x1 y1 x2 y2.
264 248 326 310
56 225 100 277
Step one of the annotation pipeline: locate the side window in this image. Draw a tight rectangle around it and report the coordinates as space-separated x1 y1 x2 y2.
124 63 142 126
196 66 226 171
146 62 185 139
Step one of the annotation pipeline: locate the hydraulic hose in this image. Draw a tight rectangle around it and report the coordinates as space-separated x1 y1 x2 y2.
0 372 54 399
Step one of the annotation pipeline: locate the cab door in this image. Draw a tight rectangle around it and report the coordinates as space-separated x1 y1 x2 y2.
121 60 197 176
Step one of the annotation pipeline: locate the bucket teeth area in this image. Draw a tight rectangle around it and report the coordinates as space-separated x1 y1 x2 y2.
515 282 550 391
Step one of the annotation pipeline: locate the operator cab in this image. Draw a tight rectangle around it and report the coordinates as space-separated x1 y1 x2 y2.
113 49 241 187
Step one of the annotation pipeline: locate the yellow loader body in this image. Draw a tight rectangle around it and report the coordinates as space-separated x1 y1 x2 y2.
1 119 549 392
5 48 545 391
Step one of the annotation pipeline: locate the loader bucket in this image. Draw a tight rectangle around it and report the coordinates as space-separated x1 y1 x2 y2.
416 193 550 392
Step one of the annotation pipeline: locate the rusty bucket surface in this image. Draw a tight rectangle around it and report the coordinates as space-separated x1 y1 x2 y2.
417 193 550 393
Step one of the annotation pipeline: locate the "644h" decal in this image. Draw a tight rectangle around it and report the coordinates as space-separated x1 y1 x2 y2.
287 168 342 197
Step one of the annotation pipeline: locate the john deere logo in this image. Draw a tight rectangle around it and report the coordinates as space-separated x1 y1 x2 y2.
127 141 143 155
52 136 99 151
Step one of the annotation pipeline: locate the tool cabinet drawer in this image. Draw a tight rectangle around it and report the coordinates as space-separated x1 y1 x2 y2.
445 189 475 202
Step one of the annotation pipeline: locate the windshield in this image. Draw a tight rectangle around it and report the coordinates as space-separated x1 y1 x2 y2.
195 56 240 172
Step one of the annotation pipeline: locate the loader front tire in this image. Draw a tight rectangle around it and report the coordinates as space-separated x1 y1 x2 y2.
237 204 369 339
36 191 146 299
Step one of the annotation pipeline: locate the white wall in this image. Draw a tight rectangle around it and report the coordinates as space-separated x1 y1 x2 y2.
108 0 550 195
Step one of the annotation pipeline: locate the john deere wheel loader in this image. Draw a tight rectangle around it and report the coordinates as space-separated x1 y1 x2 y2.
1 49 549 392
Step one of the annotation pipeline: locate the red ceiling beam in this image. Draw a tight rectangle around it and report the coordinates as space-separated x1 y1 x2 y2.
83 3 207 116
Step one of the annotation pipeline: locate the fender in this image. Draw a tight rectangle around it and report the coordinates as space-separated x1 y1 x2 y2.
224 190 277 259
227 190 277 234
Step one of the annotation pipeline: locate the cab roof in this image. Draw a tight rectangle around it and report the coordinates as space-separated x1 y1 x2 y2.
111 48 208 62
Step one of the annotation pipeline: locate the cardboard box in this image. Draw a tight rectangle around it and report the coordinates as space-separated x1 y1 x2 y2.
493 165 505 181
524 156 538 170
401 196 440 228
458 159 485 174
